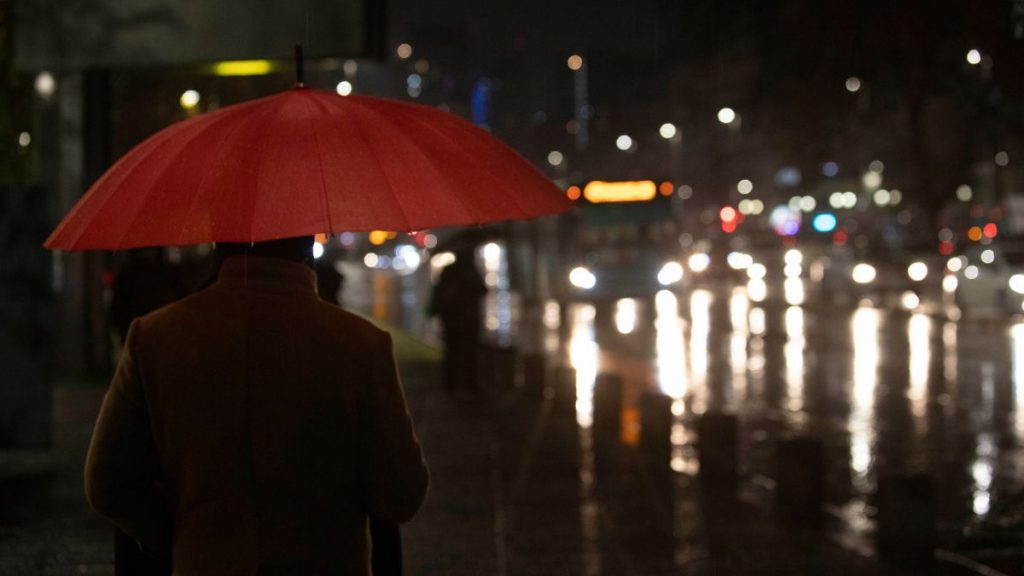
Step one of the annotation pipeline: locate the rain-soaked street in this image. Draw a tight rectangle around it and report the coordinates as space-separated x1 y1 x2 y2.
558 289 1024 547
345 244 1024 574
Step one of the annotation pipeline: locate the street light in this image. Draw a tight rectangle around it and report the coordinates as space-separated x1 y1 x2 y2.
717 107 736 124
659 122 677 140
34 72 56 100
966 49 982 65
179 90 200 110
616 134 634 151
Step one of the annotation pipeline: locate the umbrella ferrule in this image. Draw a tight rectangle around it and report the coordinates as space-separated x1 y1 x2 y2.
295 43 305 87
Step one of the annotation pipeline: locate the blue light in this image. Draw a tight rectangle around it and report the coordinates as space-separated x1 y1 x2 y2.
813 212 838 233
471 77 492 126
822 161 839 178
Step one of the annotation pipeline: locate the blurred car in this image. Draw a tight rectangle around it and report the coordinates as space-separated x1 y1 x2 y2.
565 247 685 302
808 244 930 310
682 241 750 287
953 242 1024 316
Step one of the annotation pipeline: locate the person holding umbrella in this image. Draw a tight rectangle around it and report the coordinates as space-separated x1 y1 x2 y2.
85 235 429 573
46 51 570 573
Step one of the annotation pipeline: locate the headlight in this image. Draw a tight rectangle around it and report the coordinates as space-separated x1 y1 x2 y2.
943 275 958 293
688 253 710 273
726 251 753 270
907 261 928 282
658 262 684 286
569 266 597 290
1010 274 1024 295
747 263 767 280
901 291 920 310
851 263 876 284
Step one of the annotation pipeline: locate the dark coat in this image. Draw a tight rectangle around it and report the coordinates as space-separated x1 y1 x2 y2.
85 256 428 575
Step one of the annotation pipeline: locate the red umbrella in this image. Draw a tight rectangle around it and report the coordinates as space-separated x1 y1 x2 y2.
45 86 570 250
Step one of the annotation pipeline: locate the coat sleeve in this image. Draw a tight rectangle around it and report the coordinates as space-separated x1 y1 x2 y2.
358 331 429 523
84 320 171 559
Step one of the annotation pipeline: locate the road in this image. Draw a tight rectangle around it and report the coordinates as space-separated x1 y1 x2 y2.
350 253 1024 570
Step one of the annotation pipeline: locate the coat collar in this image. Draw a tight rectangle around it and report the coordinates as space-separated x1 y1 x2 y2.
215 256 318 297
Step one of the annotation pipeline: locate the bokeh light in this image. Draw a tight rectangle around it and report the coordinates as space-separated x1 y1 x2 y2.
179 90 200 110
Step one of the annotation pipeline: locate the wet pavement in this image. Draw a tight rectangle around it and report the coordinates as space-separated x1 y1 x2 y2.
353 247 1024 575
4 269 1024 573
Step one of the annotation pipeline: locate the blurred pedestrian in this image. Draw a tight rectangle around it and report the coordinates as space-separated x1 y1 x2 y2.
107 247 185 575
431 246 487 392
316 251 345 306
85 236 428 574
110 247 184 347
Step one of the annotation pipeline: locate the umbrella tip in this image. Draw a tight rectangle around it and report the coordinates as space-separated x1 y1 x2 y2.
295 43 305 87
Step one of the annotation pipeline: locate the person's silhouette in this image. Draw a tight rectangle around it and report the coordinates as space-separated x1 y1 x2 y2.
433 247 487 392
86 237 428 574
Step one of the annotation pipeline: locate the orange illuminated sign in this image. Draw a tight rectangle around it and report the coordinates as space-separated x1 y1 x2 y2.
583 180 658 203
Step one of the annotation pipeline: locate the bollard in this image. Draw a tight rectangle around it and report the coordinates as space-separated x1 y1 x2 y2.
697 412 739 496
552 364 577 413
775 436 825 528
876 473 936 566
592 372 624 443
639 392 674 467
521 353 547 397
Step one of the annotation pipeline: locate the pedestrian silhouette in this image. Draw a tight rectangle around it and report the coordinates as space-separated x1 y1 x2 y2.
107 247 185 575
431 246 488 392
110 247 184 346
86 236 428 574
316 259 345 306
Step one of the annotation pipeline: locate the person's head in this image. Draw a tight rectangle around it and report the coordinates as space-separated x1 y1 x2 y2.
454 244 476 265
215 236 315 266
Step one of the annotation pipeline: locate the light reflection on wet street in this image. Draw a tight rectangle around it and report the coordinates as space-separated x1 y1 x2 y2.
351 254 1024 572
544 281 1024 551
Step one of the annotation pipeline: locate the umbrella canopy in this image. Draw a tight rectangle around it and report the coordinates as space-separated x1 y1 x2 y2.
45 86 571 250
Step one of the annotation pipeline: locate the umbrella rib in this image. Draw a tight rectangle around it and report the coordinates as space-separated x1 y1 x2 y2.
111 108 256 249
303 95 335 235
395 106 535 222
174 105 270 246
247 95 288 242
341 97 479 227
328 98 414 231
59 123 186 249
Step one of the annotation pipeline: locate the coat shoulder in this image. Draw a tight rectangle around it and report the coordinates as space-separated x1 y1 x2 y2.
317 303 389 342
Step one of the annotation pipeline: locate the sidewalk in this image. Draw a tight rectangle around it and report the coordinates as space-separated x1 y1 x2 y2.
1 326 910 575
